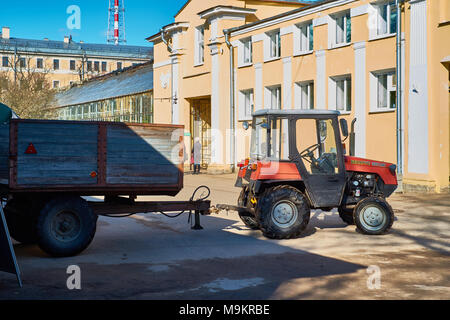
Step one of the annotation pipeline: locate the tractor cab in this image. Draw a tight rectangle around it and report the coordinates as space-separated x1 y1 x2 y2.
228 109 398 239
239 109 348 209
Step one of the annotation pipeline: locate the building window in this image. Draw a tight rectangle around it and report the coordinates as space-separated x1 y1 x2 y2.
265 85 282 109
238 37 253 67
19 58 26 68
265 30 281 61
330 76 352 113
376 1 397 36
243 38 252 64
36 58 43 69
2 56 8 67
295 21 313 54
117 62 122 70
87 61 92 71
70 60 76 71
102 61 107 72
295 81 314 110
94 61 99 72
53 59 59 70
371 71 396 111
195 26 205 66
330 11 351 47
53 80 60 89
239 89 254 120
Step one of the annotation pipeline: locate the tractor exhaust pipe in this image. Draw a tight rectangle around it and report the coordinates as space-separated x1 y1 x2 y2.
350 118 357 157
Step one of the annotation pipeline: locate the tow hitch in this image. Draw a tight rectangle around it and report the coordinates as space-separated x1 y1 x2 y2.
212 204 255 217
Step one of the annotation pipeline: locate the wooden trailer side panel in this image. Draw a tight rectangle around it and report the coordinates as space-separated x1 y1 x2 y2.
14 122 99 186
106 124 182 186
7 120 184 196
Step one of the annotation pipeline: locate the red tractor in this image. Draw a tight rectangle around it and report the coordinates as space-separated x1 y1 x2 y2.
219 109 397 239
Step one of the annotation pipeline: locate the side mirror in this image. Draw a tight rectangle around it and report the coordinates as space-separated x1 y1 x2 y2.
340 119 349 138
243 121 250 131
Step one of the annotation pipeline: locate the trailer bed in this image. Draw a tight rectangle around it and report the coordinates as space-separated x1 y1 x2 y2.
0 119 184 196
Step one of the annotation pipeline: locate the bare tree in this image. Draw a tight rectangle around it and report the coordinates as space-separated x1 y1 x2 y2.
0 52 56 119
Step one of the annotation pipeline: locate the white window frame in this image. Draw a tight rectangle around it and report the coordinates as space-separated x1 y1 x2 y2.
243 38 252 65
295 81 314 110
52 80 60 89
264 29 281 62
1 56 9 68
239 89 254 121
329 75 352 113
238 37 253 67
328 11 351 49
370 69 396 112
294 21 313 55
369 1 397 39
265 85 282 110
194 26 205 66
36 57 44 70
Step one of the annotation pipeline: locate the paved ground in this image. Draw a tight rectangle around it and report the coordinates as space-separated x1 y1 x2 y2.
0 173 449 300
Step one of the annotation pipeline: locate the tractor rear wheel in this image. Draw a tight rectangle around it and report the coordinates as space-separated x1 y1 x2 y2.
338 206 355 225
237 187 259 230
256 185 310 239
353 197 394 235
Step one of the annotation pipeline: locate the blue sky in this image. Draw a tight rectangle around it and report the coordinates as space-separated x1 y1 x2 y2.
0 1 320 47
0 0 186 47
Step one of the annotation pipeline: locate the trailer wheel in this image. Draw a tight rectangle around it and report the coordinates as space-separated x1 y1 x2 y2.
237 187 259 230
4 199 39 244
256 186 310 239
36 196 97 257
338 206 355 225
353 197 394 235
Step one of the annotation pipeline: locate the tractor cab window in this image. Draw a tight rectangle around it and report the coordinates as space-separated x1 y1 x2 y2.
250 116 289 161
295 118 339 175
250 116 268 160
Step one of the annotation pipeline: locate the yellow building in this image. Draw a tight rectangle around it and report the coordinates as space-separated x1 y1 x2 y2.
148 0 449 193
0 26 152 89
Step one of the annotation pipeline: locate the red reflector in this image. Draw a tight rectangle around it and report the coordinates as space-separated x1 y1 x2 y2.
90 171 98 178
25 143 37 155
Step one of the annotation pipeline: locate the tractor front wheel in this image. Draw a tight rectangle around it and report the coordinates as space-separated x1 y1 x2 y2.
256 186 310 239
353 197 394 235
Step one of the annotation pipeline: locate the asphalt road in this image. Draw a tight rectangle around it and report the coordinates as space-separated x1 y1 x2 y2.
0 173 449 299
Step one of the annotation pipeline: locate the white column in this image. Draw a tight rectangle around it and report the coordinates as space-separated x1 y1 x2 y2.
282 56 292 109
171 56 180 124
354 41 366 157
210 43 222 164
254 63 263 110
408 0 428 174
316 50 326 109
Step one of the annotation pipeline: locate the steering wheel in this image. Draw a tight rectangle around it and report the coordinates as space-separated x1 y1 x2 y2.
299 143 320 164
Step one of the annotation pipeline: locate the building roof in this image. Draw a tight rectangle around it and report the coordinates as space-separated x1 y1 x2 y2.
224 0 336 35
174 0 310 18
54 62 153 108
0 36 152 60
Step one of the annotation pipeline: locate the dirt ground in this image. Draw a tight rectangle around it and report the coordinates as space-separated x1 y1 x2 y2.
0 173 449 300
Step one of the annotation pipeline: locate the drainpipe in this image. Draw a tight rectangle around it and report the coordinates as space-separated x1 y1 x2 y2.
161 29 175 124
396 0 403 178
224 30 236 173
